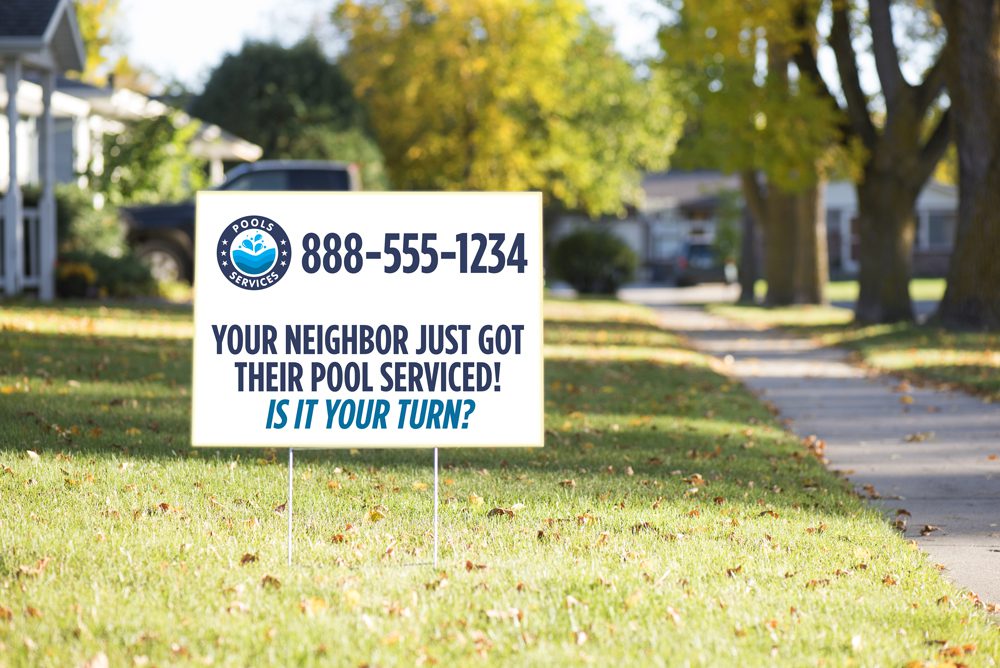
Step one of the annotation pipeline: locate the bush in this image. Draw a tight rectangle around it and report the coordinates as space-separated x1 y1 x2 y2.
550 228 638 295
57 250 157 299
56 184 127 257
50 185 157 298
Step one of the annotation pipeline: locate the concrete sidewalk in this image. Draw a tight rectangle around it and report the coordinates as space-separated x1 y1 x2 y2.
622 288 1000 606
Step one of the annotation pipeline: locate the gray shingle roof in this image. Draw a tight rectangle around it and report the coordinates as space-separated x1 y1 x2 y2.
0 0 62 39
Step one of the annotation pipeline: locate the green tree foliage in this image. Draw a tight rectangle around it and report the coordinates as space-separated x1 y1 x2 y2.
659 2 838 305
94 112 207 206
333 0 681 216
189 39 387 188
73 0 143 87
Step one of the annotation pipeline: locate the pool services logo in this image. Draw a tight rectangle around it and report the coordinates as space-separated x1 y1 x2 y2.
217 215 291 290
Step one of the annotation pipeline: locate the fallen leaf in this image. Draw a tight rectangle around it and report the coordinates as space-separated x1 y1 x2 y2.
299 596 328 616
465 560 486 572
487 507 515 519
666 606 682 625
261 575 281 589
919 524 941 536
683 473 706 486
227 601 250 614
559 479 576 488
468 493 484 506
882 574 898 586
412 481 428 491
726 565 743 578
904 431 934 443
17 557 50 578
81 652 109 668
240 553 258 566
369 508 386 522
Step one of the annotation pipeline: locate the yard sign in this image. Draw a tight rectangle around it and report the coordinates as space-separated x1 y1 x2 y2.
191 192 543 449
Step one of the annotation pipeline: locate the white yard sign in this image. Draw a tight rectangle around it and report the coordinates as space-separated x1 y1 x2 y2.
191 192 543 449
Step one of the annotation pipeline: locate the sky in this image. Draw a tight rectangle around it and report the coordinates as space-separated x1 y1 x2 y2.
115 0 669 90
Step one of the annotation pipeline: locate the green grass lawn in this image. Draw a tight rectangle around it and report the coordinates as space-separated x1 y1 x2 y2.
1 298 997 666
710 300 1000 402
752 278 947 305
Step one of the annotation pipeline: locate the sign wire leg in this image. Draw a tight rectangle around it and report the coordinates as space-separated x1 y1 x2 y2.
287 448 294 567
433 447 439 568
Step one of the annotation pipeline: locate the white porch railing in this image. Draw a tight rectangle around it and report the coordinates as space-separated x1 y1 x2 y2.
0 206 41 290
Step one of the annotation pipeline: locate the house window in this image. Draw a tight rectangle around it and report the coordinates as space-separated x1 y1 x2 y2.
927 211 956 249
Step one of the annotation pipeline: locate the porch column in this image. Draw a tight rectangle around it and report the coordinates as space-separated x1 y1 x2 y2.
4 57 23 296
39 69 56 301
210 157 224 185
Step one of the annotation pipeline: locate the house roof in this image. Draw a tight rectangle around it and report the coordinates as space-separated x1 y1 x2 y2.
0 0 85 72
640 170 740 213
0 0 61 38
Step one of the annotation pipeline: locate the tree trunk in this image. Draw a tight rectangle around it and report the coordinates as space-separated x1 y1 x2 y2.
855 176 917 323
792 180 828 305
762 190 797 306
936 0 1000 329
740 170 827 306
738 208 757 303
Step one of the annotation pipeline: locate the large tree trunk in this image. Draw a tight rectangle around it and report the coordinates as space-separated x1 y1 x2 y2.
855 174 917 323
793 2 951 324
740 170 827 307
792 180 828 305
936 0 1000 329
762 190 798 306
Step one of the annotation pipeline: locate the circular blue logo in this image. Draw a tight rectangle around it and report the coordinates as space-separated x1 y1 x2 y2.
217 215 291 290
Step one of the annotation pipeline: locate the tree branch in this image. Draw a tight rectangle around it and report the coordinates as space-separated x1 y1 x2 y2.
792 5 854 144
868 0 907 105
914 48 948 114
916 107 952 185
829 3 877 148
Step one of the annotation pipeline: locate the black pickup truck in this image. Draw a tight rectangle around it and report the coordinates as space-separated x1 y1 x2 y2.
122 160 361 282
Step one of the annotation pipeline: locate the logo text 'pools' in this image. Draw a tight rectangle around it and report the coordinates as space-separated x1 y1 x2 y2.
217 215 292 290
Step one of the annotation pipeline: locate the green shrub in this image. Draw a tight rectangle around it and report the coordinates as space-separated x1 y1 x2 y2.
550 228 638 295
56 184 127 257
57 250 157 299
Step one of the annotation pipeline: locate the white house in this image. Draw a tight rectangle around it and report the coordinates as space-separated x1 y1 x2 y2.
0 0 84 300
551 170 959 281
1 0 262 300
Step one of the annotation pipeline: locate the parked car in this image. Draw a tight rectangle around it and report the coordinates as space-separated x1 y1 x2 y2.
675 241 737 286
122 160 361 282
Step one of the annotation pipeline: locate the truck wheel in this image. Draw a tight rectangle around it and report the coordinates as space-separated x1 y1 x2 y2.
136 241 189 283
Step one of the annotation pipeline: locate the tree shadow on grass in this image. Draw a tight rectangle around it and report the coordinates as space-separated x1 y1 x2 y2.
1 329 855 515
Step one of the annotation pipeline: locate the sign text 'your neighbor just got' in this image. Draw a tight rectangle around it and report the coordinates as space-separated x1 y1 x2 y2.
191 192 543 449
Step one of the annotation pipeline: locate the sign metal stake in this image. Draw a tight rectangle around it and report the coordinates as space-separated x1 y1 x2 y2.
433 447 439 568
287 447 294 566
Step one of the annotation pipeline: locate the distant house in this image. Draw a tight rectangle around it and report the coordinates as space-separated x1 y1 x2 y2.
1 0 262 300
550 170 958 281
